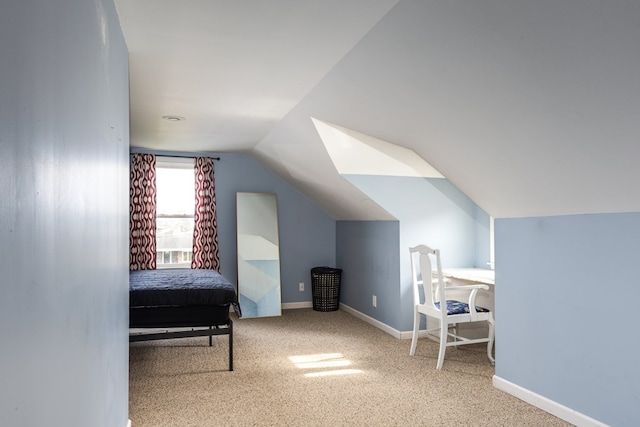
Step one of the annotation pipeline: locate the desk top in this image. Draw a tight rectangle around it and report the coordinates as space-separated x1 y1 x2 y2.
442 268 495 285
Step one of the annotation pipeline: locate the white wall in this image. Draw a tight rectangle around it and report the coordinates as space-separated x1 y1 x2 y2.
0 1 130 426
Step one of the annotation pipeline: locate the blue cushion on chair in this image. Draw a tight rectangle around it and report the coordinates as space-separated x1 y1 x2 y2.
435 300 490 315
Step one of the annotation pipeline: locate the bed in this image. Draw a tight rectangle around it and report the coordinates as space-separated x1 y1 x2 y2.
129 269 241 371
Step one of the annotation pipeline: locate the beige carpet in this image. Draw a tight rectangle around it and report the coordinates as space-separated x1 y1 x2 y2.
129 308 570 427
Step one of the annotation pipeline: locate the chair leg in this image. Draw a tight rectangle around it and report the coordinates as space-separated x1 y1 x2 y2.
487 317 495 365
436 321 448 370
452 323 458 349
409 308 420 356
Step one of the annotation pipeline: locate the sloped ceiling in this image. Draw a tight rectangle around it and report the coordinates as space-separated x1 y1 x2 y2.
116 0 640 220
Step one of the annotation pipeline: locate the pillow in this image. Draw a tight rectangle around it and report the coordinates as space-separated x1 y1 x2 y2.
435 300 490 315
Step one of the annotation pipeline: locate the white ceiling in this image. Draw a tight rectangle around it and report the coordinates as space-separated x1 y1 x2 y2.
116 0 640 220
116 0 399 153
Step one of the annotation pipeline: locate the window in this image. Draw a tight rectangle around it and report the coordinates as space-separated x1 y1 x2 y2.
155 157 195 268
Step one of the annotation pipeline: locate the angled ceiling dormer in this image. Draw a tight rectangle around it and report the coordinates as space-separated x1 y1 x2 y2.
311 118 443 178
309 118 479 227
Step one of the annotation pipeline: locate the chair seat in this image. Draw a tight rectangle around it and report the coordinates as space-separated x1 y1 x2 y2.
434 300 490 315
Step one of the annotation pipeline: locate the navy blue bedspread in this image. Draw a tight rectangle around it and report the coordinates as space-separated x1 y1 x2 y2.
130 269 241 316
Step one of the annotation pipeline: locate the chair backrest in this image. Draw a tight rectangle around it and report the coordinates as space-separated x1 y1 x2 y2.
409 245 447 317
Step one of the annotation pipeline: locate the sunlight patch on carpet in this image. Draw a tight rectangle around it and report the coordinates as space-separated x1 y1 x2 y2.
289 353 363 377
304 369 363 378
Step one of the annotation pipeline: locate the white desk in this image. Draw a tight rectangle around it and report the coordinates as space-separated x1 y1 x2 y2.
441 268 495 339
442 268 494 285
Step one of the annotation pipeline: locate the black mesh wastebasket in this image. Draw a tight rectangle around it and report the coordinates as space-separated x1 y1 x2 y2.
311 267 342 312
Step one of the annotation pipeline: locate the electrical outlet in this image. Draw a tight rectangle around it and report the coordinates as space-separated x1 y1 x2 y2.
372 295 377 307
299 282 304 292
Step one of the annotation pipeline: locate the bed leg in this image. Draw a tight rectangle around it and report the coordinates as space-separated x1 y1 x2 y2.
229 320 233 371
209 326 213 347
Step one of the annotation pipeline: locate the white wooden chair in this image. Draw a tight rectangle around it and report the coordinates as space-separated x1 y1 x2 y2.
409 245 495 369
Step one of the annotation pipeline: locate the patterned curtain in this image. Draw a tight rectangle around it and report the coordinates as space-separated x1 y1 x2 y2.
129 154 157 270
191 157 220 270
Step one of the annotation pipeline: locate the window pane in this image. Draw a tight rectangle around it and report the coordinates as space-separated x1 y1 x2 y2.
156 218 194 265
156 167 195 216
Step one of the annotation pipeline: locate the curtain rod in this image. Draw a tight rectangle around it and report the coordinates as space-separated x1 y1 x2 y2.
157 153 221 161
129 148 220 161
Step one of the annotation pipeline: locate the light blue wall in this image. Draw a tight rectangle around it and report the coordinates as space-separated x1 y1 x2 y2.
336 221 401 327
344 175 488 265
214 154 336 304
343 175 490 330
474 207 491 268
496 212 640 427
0 1 130 426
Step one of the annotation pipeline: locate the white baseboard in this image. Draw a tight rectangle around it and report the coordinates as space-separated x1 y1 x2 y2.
492 376 608 427
338 303 437 340
127 419 132 427
282 301 313 310
339 303 405 338
283 301 418 339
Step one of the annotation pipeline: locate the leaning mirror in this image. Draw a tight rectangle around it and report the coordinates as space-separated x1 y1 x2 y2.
236 192 282 318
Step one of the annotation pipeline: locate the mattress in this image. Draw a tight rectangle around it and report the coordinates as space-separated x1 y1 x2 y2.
130 269 240 315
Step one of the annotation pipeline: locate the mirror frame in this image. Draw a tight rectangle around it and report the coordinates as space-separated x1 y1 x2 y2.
236 192 282 318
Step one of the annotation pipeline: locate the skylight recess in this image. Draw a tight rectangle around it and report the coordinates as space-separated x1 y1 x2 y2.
311 117 443 178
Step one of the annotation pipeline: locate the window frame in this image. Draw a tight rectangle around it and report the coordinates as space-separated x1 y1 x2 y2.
155 157 195 269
